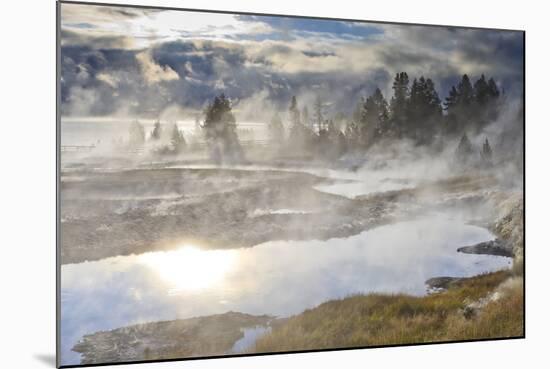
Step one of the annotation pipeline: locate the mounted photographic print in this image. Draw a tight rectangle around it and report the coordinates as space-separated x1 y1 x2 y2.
57 1 525 367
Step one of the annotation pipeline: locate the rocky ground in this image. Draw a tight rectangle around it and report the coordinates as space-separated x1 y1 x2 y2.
457 239 513 257
72 312 273 365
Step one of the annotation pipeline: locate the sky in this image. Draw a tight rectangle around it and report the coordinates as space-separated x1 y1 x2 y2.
60 2 524 121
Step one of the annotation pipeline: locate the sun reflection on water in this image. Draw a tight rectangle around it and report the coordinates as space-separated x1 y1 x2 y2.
137 245 238 293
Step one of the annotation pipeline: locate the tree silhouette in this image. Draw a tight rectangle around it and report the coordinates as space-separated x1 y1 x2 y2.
202 94 243 164
150 120 162 140
445 74 501 136
361 88 389 147
169 123 186 153
389 72 410 138
480 137 493 165
455 132 474 162
313 95 324 132
287 95 314 154
407 76 441 144
289 95 301 126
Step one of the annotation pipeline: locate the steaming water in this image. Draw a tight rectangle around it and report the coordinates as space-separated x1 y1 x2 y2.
250 208 313 217
60 215 511 365
165 163 369 180
165 163 417 198
313 178 415 199
61 120 268 146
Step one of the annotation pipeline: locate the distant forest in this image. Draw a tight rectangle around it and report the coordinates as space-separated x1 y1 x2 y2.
277 73 504 157
271 72 513 163
127 72 521 165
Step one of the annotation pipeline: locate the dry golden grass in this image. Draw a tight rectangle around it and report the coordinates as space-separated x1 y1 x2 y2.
252 271 523 353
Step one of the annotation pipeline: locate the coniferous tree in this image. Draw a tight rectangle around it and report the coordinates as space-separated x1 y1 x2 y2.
287 95 313 154
202 94 243 164
444 74 474 137
373 88 390 128
474 74 490 106
313 95 324 132
408 76 442 144
486 77 501 123
455 132 474 162
150 120 162 140
345 120 360 149
444 86 460 136
352 98 364 124
456 74 474 106
473 75 493 129
289 96 301 126
457 74 475 131
424 78 443 144
169 123 186 153
487 78 500 99
445 74 501 136
444 86 459 110
408 78 423 140
480 137 493 165
361 88 389 147
389 72 410 138
424 78 442 110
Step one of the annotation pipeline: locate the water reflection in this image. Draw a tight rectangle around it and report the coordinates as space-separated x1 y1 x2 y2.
230 326 272 354
138 246 237 293
314 179 414 199
61 215 511 365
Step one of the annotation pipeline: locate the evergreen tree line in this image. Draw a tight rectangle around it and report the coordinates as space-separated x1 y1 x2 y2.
127 119 186 155
126 72 504 163
126 94 241 162
268 72 503 160
269 95 348 159
345 72 502 148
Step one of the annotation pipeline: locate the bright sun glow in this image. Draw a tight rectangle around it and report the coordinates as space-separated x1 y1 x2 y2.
138 245 237 293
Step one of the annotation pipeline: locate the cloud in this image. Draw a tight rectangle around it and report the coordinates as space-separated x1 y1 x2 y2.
60 3 523 118
61 29 136 50
136 50 179 85
61 3 274 49
61 2 154 25
372 24 523 95
96 72 119 88
237 15 383 40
